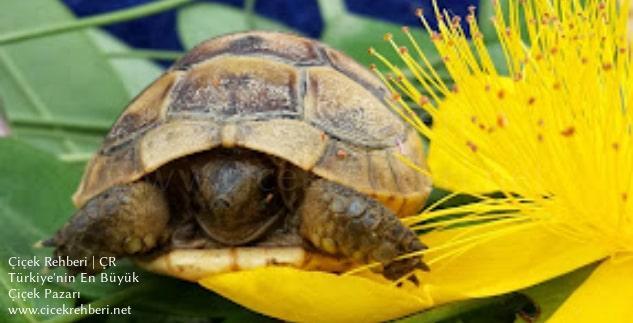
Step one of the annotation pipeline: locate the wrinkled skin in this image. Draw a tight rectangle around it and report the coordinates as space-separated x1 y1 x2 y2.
48 149 427 279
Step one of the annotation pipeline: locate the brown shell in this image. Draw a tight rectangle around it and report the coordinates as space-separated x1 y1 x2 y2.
73 31 431 216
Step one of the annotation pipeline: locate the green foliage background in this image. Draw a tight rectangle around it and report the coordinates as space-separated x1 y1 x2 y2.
0 0 598 322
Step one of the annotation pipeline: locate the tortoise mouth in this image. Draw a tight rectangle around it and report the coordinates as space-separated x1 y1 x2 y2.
135 247 355 282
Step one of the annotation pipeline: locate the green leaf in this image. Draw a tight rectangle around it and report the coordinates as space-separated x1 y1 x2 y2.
0 0 193 45
477 0 529 46
66 265 270 321
516 262 599 322
316 0 346 23
477 0 499 41
121 277 273 320
395 293 530 323
0 139 82 321
485 42 509 75
87 30 163 98
177 3 294 50
321 13 439 67
438 294 534 323
0 0 130 157
0 98 9 137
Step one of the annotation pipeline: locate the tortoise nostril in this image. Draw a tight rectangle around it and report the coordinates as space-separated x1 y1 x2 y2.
212 197 231 210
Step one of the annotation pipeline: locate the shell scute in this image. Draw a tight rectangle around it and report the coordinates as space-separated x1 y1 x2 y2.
168 56 300 121
312 140 374 197
304 67 406 148
236 119 329 170
322 47 389 100
102 72 180 151
173 32 325 69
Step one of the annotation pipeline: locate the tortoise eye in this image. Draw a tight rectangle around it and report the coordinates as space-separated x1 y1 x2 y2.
258 170 276 191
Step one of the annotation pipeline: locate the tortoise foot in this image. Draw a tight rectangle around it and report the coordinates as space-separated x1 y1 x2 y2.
297 179 428 280
47 182 170 274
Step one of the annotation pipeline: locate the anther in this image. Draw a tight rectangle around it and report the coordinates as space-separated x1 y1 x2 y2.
336 149 348 159
497 89 506 99
560 126 575 137
415 8 423 17
466 141 478 152
612 142 620 151
497 114 508 128
384 33 393 41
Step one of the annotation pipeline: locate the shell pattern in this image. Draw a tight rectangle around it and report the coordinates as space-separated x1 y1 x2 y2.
74 31 431 217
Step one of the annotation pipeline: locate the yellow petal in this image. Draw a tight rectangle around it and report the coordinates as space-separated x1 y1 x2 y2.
418 222 608 304
548 258 633 323
199 266 432 322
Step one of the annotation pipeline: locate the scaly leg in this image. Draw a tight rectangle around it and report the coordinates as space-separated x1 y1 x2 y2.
297 179 427 280
46 182 170 274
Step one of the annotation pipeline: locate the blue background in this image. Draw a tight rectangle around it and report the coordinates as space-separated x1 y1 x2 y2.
61 0 476 51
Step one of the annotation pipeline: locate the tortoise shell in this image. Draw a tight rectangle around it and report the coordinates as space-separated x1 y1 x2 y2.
73 31 431 217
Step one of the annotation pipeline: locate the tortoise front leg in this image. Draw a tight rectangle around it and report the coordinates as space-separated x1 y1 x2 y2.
297 179 428 280
46 182 170 274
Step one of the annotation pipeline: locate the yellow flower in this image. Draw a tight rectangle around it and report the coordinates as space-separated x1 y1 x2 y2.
371 0 633 321
197 1 632 321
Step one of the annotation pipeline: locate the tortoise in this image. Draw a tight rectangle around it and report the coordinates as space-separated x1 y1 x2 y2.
47 31 432 281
